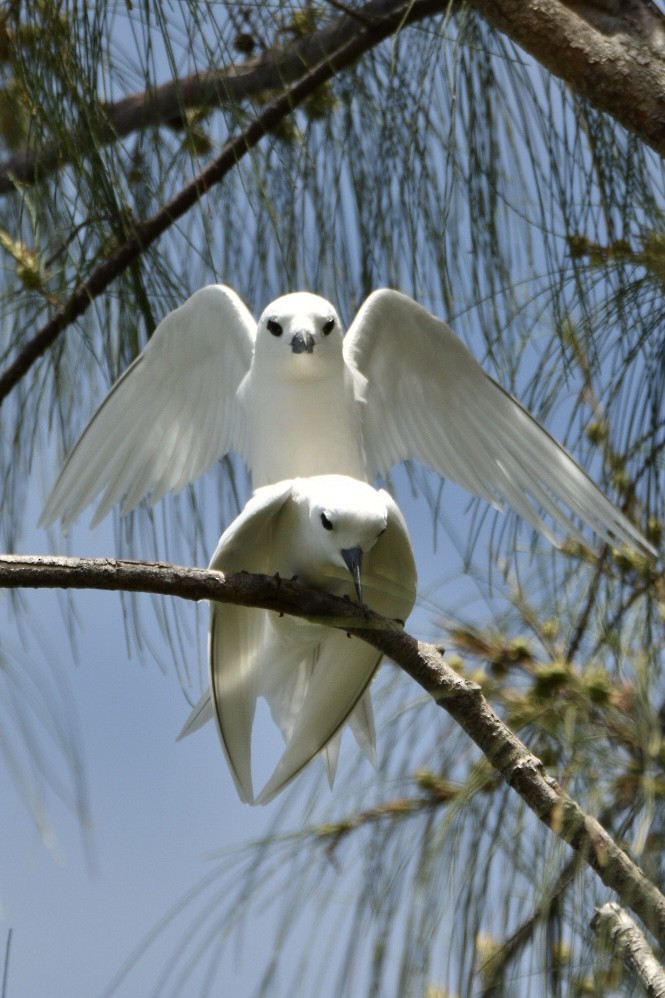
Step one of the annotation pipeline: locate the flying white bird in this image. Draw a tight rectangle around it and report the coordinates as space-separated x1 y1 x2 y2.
40 285 655 555
190 474 416 804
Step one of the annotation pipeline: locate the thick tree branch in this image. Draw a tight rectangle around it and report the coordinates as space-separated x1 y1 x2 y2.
467 0 665 158
3 551 665 950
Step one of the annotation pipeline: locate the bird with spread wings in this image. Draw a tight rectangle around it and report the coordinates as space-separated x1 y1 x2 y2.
40 285 654 555
40 286 656 800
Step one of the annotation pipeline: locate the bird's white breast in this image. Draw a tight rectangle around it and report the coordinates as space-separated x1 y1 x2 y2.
240 366 367 486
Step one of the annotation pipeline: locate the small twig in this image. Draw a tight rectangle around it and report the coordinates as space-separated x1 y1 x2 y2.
324 0 375 26
566 546 607 661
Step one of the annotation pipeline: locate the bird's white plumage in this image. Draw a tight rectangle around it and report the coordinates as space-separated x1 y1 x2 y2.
40 285 255 528
41 284 656 801
343 290 652 552
238 292 367 485
201 475 416 804
41 284 655 555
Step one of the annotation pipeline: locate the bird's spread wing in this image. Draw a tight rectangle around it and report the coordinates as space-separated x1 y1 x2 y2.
344 289 654 554
256 632 383 805
40 285 255 528
208 480 294 803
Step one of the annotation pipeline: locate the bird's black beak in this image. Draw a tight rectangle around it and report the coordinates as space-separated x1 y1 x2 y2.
341 546 363 603
290 330 315 354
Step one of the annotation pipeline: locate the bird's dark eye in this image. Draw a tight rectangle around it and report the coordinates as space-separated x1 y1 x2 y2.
267 318 283 337
322 317 335 335
320 512 334 531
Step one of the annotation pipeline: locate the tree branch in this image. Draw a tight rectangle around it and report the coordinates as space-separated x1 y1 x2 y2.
3 0 665 199
3 551 665 950
480 853 577 995
0 0 447 407
0 0 444 195
479 801 627 995
2 0 663 405
467 0 665 159
592 902 665 997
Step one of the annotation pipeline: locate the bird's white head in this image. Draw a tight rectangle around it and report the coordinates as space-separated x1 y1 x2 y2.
291 475 389 601
253 292 344 380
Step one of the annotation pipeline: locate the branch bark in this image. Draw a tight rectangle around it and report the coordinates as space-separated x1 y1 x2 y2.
467 0 665 158
592 902 665 997
3 551 665 951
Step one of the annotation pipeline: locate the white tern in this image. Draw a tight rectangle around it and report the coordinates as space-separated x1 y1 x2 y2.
40 285 654 555
40 286 655 800
190 474 416 805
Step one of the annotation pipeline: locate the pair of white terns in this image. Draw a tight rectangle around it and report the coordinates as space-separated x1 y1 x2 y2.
41 287 656 803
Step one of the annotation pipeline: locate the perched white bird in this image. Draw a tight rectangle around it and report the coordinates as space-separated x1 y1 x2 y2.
190 475 416 805
40 285 654 555
40 286 654 800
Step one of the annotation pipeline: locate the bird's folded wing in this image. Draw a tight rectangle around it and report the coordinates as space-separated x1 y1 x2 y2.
366 490 418 620
259 639 343 787
256 632 383 805
208 480 295 803
344 289 655 555
176 690 214 740
209 603 267 804
40 285 255 528
346 693 377 767
259 633 377 785
207 479 294 564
